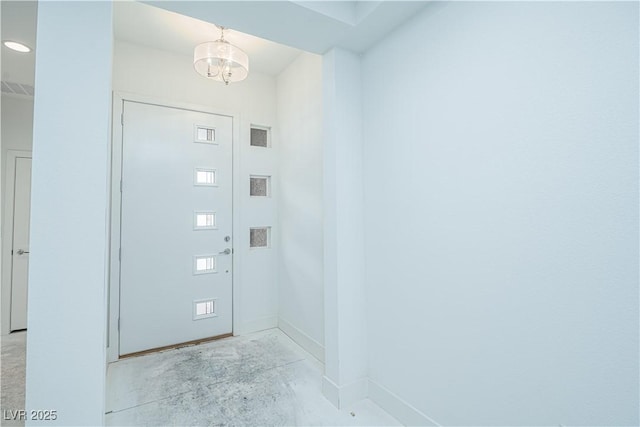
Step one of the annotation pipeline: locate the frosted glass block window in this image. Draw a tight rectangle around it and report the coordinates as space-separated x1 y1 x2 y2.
194 212 216 230
195 125 216 143
250 176 270 197
194 168 217 186
250 227 270 249
194 255 216 274
250 127 269 147
193 299 217 320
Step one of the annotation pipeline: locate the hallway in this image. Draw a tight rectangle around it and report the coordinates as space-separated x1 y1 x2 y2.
106 329 399 426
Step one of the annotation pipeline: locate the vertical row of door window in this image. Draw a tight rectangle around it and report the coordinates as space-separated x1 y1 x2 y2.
250 125 272 249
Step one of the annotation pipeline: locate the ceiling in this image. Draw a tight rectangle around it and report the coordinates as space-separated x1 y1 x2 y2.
114 1 304 77
1 1 37 87
1 1 431 89
146 1 430 54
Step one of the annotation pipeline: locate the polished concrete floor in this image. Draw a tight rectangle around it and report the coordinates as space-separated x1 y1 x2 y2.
1 328 400 426
1 330 27 427
107 329 400 426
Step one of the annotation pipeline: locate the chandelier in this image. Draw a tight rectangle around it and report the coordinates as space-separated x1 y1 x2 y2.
193 26 249 85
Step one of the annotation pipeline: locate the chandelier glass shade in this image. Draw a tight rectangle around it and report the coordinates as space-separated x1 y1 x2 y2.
194 30 249 85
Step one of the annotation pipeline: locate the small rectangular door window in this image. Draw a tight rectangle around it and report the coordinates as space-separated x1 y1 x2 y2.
194 255 217 274
194 125 216 144
194 212 216 230
193 299 217 320
194 168 217 186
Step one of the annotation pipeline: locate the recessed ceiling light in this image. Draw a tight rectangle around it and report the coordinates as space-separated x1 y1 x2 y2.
3 41 31 53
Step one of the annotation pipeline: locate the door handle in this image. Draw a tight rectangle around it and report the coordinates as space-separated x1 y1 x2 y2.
219 248 231 255
16 249 29 255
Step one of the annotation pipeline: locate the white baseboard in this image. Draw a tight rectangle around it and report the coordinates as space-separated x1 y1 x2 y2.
322 376 340 408
368 379 440 426
339 377 368 408
322 376 368 409
278 317 325 362
236 315 278 335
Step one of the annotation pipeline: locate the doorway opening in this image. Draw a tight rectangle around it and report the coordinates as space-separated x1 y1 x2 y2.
108 1 324 366
2 151 32 333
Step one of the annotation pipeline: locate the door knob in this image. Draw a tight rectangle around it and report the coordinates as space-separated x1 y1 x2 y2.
219 248 231 255
16 249 29 255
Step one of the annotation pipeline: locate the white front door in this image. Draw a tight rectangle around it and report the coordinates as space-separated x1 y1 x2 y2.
10 156 32 332
119 101 233 356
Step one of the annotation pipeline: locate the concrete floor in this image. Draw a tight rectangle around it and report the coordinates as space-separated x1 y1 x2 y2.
107 329 400 426
1 331 27 427
1 329 400 426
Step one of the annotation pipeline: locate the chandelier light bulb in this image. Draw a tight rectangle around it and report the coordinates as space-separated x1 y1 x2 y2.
194 27 249 85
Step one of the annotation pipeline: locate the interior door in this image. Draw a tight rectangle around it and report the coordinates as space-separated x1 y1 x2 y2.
10 157 31 331
119 101 233 355
10 156 32 331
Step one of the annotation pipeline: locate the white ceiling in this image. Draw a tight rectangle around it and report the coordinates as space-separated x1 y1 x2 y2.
114 1 304 77
1 1 37 87
1 1 431 88
146 1 430 54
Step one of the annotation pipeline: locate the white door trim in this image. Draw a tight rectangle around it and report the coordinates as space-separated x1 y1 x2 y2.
1 149 32 335
107 91 242 362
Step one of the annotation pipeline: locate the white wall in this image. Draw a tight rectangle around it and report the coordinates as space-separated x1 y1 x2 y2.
25 2 112 425
0 96 33 153
322 48 368 408
362 2 638 425
1 95 34 335
276 52 324 361
1 96 33 221
112 40 279 336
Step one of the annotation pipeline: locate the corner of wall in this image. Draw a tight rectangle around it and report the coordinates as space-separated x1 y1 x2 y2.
368 379 440 426
275 49 325 363
278 317 325 362
237 316 278 336
322 375 368 409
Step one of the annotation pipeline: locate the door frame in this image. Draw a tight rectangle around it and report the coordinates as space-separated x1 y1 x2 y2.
1 149 33 335
107 92 242 362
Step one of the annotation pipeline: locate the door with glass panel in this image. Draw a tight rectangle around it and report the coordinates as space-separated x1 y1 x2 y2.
119 101 232 356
